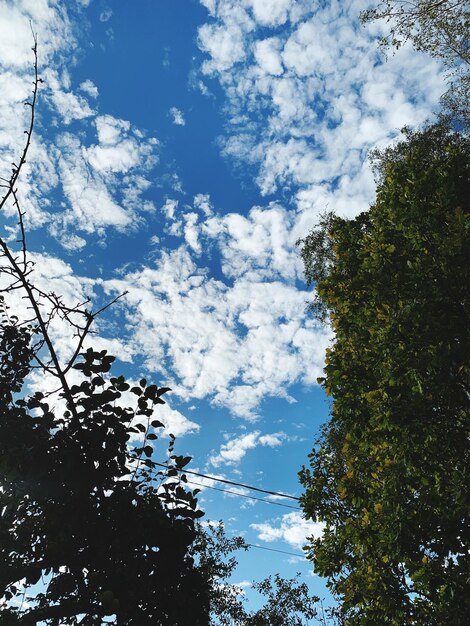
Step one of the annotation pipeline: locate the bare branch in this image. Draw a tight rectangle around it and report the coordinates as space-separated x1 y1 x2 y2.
0 33 39 213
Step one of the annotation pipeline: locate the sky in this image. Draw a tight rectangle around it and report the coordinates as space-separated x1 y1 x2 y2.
0 0 446 612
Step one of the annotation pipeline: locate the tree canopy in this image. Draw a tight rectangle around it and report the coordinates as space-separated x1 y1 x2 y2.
298 123 470 625
361 0 469 64
0 306 211 625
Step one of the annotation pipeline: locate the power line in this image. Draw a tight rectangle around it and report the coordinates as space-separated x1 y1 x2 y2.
137 465 307 560
185 478 301 510
245 543 306 559
151 461 300 502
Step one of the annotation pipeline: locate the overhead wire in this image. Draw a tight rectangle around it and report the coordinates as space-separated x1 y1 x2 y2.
150 461 300 502
245 543 305 559
185 478 301 510
129 455 307 560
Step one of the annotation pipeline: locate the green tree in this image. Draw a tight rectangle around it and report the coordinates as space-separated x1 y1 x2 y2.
361 0 469 63
360 1 469 128
298 123 470 625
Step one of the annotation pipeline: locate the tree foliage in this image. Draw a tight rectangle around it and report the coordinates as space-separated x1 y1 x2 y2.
298 124 470 625
361 0 469 64
0 40 212 624
0 306 211 625
191 521 342 626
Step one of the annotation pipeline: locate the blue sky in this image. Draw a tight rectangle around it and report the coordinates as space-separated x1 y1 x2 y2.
0 0 445 612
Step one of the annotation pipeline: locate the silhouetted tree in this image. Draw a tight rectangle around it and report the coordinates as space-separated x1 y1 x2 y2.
0 39 332 626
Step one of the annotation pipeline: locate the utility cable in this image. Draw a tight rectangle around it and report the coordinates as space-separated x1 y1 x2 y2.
151 461 300 502
245 543 306 559
185 478 301 510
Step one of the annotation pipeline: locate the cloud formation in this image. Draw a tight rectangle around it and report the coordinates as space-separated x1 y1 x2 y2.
169 107 186 126
251 511 325 550
104 243 330 418
197 0 444 215
209 430 286 467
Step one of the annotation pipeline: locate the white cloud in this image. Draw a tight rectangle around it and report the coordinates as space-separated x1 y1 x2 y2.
183 212 202 254
254 38 283 76
79 79 99 98
42 115 158 241
210 431 260 466
197 0 445 216
103 244 331 418
99 7 113 22
203 203 300 280
193 193 213 216
258 432 285 446
169 106 186 126
51 90 95 124
87 139 141 173
248 0 292 27
0 0 75 69
162 198 179 219
209 430 286 466
0 4 160 247
251 512 325 550
200 0 216 16
198 4 254 74
95 115 130 144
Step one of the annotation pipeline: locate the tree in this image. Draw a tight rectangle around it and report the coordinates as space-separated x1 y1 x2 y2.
0 310 209 626
298 123 470 625
192 522 341 626
360 1 469 129
0 40 331 626
0 39 209 626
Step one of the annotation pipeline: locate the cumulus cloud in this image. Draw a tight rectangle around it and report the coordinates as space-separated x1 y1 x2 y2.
44 115 158 241
254 37 283 75
169 106 186 126
248 0 292 27
50 90 95 124
197 0 445 217
79 79 99 98
0 4 160 248
209 430 286 467
0 1 74 69
193 193 213 216
251 512 325 550
202 203 301 280
198 3 254 74
103 244 331 418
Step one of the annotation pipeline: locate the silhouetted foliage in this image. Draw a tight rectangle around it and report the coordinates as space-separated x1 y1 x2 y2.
0 303 211 625
193 522 341 626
